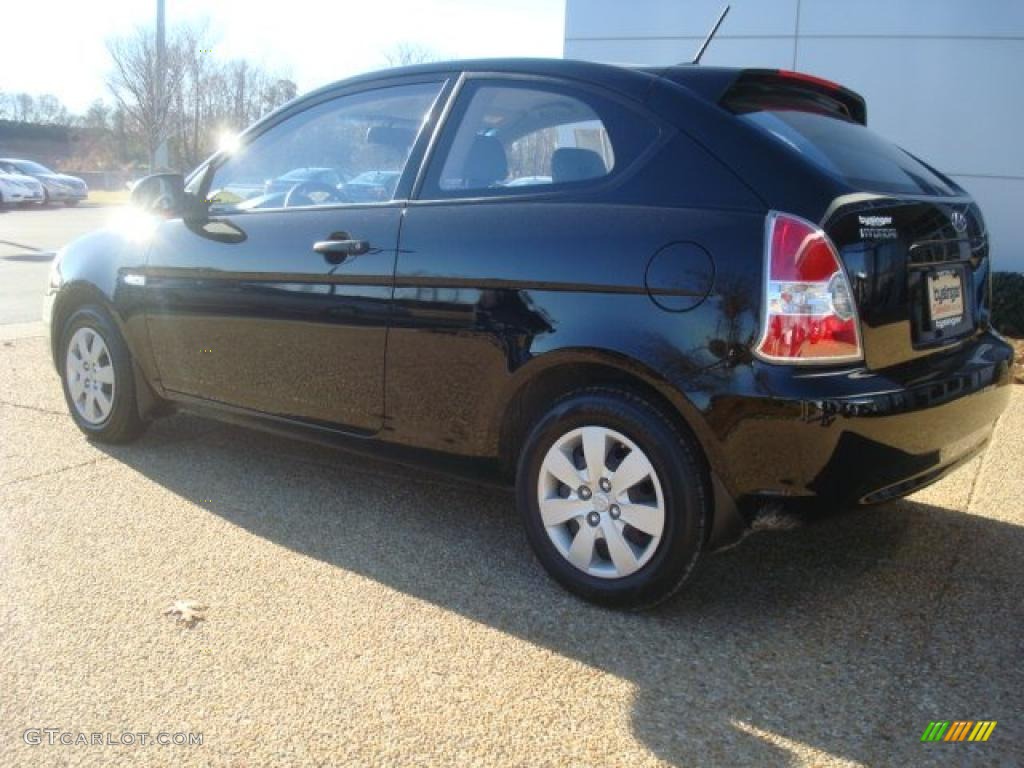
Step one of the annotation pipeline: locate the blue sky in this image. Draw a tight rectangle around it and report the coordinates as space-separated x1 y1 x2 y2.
5 0 567 113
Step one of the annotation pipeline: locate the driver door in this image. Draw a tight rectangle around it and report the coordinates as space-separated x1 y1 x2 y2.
143 79 445 433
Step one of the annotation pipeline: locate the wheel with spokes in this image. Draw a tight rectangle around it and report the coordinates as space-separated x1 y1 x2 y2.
517 388 707 608
59 305 146 443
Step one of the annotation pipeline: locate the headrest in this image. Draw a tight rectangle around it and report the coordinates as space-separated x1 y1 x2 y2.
551 147 607 184
464 135 508 187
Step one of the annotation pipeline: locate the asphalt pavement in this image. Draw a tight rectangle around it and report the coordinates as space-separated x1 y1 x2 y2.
1 207 1022 767
0 204 112 325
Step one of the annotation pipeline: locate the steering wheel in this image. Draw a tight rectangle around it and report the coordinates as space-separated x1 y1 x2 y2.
283 180 348 208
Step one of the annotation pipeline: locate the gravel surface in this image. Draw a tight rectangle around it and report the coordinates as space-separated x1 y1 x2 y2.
1011 337 1024 384
1 328 1022 767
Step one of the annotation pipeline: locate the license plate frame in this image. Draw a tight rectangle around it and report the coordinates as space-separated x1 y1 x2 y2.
926 268 965 330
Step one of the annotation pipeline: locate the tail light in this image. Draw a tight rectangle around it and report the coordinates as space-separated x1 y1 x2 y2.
755 212 863 364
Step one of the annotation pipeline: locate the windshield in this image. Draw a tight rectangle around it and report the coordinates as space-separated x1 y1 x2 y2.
12 160 53 175
740 110 960 197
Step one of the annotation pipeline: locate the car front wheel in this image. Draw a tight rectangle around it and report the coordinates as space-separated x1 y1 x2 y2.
59 305 147 443
516 388 708 609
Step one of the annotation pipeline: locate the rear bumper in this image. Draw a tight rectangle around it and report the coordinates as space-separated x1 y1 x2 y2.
718 331 1013 509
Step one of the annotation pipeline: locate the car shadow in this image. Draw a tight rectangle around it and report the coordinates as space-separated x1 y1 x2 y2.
97 412 1023 767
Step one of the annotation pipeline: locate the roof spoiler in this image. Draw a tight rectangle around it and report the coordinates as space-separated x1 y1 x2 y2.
722 69 868 125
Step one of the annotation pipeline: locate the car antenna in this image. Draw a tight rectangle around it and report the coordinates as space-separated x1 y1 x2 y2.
688 4 730 65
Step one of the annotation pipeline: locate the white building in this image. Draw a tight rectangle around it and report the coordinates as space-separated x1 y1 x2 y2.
564 0 1024 272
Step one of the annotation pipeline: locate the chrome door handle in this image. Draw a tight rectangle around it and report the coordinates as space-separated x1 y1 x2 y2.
313 239 370 257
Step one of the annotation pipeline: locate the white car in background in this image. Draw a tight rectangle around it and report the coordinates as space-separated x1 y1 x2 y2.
0 158 88 206
0 171 45 207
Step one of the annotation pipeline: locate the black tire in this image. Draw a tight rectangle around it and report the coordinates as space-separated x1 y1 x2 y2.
59 305 147 443
516 387 708 609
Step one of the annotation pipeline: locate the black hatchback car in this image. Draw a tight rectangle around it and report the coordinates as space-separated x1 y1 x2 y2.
45 59 1013 607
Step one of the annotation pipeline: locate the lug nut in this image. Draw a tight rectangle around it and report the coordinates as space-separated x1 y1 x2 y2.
578 486 592 500
609 504 621 520
599 477 611 492
587 511 600 527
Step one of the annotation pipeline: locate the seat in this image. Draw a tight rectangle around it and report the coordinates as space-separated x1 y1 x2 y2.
551 147 607 184
463 135 508 188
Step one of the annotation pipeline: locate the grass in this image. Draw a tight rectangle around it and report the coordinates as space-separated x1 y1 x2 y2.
86 189 130 206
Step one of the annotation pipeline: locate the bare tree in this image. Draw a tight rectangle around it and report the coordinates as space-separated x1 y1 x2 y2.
12 93 37 122
383 42 440 67
0 93 70 125
265 79 298 112
106 26 187 170
97 20 299 170
35 95 71 126
175 22 215 168
0 92 14 121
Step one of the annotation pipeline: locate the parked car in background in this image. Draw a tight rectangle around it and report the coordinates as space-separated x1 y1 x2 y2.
43 59 1014 608
0 159 88 206
0 170 45 207
264 166 347 199
342 169 401 201
0 172 29 207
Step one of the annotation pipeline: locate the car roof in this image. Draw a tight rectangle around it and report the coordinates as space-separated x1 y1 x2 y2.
0 158 44 168
304 58 744 105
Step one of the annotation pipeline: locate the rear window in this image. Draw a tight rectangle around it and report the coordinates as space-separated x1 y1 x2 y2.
739 110 959 197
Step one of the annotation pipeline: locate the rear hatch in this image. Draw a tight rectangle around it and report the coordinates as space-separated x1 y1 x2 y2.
825 198 988 370
721 70 990 370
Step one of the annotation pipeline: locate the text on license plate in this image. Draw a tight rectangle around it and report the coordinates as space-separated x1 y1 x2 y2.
927 270 964 328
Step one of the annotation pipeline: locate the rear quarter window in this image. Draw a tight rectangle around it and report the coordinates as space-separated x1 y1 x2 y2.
739 110 960 197
421 79 661 199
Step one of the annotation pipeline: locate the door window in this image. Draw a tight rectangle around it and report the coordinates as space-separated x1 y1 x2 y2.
207 81 443 212
423 80 660 198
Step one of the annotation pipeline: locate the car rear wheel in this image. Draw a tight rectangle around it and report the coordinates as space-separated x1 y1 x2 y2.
59 305 147 443
516 388 707 609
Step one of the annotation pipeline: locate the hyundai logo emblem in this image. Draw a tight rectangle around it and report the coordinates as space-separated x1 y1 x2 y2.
950 210 968 233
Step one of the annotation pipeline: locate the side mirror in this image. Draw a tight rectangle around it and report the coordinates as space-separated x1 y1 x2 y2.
129 173 187 218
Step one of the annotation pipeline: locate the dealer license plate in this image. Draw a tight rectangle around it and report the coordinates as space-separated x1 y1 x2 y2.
927 270 964 329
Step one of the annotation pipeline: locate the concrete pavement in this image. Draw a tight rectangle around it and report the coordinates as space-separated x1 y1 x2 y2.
1 321 1021 767
0 205 113 325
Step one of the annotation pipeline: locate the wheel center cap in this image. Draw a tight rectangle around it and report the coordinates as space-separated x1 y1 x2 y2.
593 494 610 513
